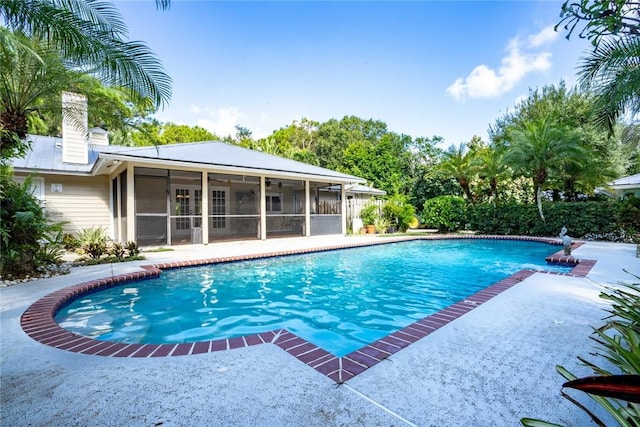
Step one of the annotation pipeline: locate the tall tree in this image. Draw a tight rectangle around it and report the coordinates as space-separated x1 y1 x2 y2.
0 33 75 158
556 0 639 134
505 117 583 220
0 0 172 158
438 143 477 204
578 35 640 133
556 0 639 44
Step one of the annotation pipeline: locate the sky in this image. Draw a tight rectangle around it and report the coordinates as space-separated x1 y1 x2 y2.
114 0 594 147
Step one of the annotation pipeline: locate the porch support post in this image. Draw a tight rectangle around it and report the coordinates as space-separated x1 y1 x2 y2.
201 171 209 244
304 180 311 237
116 175 122 242
340 183 347 235
260 176 267 240
126 166 135 242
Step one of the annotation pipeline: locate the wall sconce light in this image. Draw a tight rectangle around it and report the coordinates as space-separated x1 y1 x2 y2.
278 182 282 189
265 179 271 189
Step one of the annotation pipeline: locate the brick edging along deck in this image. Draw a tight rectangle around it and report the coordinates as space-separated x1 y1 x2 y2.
20 235 596 383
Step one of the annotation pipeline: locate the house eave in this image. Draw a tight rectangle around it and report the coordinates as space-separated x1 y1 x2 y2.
98 153 365 184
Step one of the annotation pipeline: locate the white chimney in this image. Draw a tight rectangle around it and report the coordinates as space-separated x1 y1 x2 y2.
62 91 88 164
89 127 109 146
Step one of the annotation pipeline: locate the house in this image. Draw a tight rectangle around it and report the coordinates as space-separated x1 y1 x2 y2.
11 93 367 246
609 174 640 199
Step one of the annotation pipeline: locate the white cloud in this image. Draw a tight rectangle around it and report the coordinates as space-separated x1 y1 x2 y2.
527 26 559 48
196 107 245 138
446 27 556 102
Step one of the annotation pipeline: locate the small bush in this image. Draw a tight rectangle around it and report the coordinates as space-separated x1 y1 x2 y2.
110 242 126 259
78 226 109 258
374 217 390 234
85 241 107 259
421 196 467 232
126 241 140 257
359 203 380 226
62 233 80 251
382 195 416 232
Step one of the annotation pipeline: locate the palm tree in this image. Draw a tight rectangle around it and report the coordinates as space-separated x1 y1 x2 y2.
0 0 172 158
0 33 80 158
438 143 477 204
475 146 508 204
579 35 640 134
506 117 583 220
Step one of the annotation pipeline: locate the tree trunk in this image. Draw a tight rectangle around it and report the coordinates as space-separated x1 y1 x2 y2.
535 185 545 221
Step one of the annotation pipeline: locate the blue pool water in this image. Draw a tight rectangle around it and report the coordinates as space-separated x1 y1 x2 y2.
56 239 570 356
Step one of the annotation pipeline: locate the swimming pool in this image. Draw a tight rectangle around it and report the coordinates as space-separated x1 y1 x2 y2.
55 239 571 357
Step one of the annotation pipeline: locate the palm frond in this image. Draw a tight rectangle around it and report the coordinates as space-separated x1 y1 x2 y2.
579 35 640 132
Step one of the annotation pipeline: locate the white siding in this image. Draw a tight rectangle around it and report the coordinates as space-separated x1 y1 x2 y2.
62 92 89 164
15 173 111 236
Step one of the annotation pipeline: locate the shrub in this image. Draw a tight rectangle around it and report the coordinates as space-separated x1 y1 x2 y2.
110 242 126 259
421 196 467 232
62 233 80 251
85 241 107 259
359 203 380 226
0 168 63 277
382 195 416 232
35 222 65 268
374 217 390 234
77 226 109 258
125 241 140 257
467 200 633 241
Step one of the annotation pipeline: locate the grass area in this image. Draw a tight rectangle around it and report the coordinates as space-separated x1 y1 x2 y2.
142 247 175 253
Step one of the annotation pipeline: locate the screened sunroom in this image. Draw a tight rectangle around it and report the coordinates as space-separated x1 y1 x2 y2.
101 141 362 246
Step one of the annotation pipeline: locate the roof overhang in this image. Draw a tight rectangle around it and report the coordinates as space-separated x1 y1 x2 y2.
96 153 366 184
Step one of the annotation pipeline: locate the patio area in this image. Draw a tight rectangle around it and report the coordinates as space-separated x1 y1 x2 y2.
1 235 638 426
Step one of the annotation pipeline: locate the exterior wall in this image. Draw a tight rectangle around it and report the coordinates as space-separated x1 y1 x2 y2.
15 173 111 236
61 92 89 164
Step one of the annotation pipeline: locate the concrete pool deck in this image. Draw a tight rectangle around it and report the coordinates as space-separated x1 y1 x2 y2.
1 235 639 426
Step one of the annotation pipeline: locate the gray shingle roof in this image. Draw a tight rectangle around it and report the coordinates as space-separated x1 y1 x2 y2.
12 137 364 183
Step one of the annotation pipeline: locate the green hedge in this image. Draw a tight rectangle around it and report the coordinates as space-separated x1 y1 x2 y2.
467 200 637 242
422 196 467 232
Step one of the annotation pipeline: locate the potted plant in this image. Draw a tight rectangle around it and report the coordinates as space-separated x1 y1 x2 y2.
374 217 391 234
359 204 379 234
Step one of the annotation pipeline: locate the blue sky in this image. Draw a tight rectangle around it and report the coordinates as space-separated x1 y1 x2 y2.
115 1 593 147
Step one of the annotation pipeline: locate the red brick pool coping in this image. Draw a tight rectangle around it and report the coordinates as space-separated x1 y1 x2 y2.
21 235 596 384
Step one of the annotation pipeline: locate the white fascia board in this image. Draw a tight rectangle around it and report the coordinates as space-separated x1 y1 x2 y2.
99 153 366 184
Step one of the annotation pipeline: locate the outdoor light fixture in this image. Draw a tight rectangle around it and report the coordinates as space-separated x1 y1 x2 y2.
278 182 282 189
265 179 271 189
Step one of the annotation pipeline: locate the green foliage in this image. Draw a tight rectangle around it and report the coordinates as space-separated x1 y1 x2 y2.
374 217 391 234
359 203 380 226
382 195 416 232
77 226 109 258
421 196 467 232
110 242 126 259
556 0 639 45
35 222 65 268
85 241 107 259
125 241 140 257
468 200 635 241
62 233 80 251
0 168 63 276
620 196 640 233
